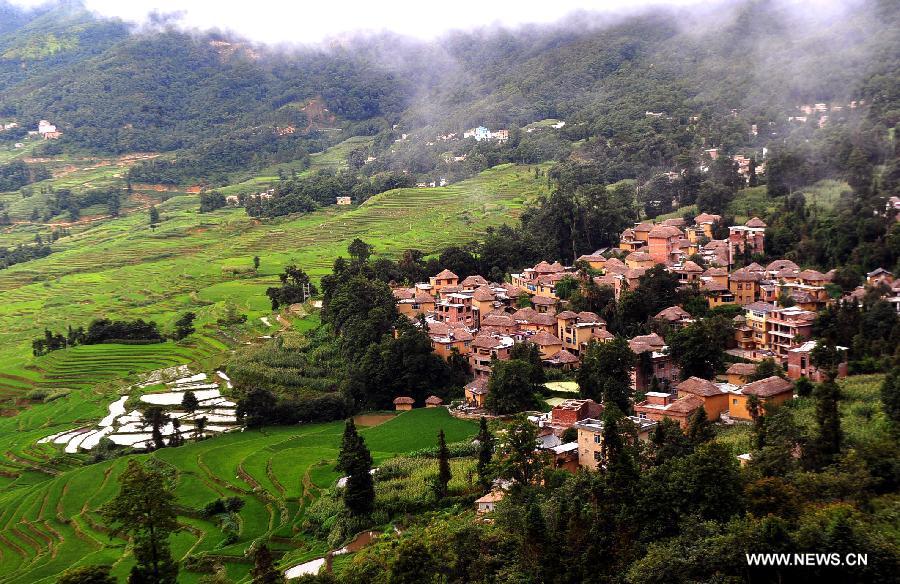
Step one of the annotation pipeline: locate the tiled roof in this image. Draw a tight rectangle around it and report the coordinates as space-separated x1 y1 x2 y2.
745 217 767 228
630 332 665 349
634 222 654 233
666 395 705 414
726 363 757 376
481 314 515 328
433 269 459 280
576 311 603 324
461 275 489 288
648 225 682 238
531 295 558 305
556 310 578 320
680 260 704 273
465 377 489 394
626 251 652 262
529 331 563 345
695 212 722 224
425 395 444 405
472 285 495 302
655 306 692 321
677 377 723 397
548 349 579 364
740 376 793 397
730 269 762 282
766 259 799 273
393 396 415 404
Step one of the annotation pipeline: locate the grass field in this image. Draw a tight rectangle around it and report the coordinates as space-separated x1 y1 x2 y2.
0 407 477 584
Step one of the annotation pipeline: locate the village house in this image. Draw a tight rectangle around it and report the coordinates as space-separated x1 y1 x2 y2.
475 490 505 514
625 251 654 269
654 305 693 329
429 269 460 297
787 340 848 382
703 279 736 307
765 305 816 361
511 307 558 334
336 196 352 205
546 398 603 433
725 362 758 385
425 396 444 408
673 260 704 284
576 251 608 269
469 332 515 377
647 225 683 264
634 392 704 428
556 311 608 355
573 417 657 470
628 333 679 391
464 377 489 407
729 268 763 305
675 377 730 421
393 396 415 411
511 261 567 297
525 330 564 359
544 348 580 370
728 217 766 262
728 376 794 420
427 320 473 359
480 311 518 335
435 293 476 327
393 287 436 318
866 268 893 287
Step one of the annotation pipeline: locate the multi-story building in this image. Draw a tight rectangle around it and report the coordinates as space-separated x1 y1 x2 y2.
556 311 608 355
573 416 657 470
647 225 683 264
728 217 766 263
469 332 514 377
765 306 816 360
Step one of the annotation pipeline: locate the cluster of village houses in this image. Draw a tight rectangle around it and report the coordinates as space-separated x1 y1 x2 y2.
389 211 900 485
0 119 62 148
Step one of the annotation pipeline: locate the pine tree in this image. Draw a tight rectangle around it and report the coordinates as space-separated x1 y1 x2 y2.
435 429 452 499
101 460 179 584
194 416 207 441
250 544 283 584
880 367 900 426
476 416 494 488
809 378 842 468
149 205 160 225
181 390 199 413
338 419 374 516
143 406 170 450
686 407 715 444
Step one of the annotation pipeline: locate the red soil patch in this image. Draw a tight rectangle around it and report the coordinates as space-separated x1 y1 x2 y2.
352 413 396 427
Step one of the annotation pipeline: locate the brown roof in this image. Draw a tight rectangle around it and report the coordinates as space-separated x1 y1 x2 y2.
704 267 728 277
576 311 603 324
481 314 515 328
666 395 705 414
626 268 648 279
677 377 723 397
741 376 793 398
730 269 762 282
425 395 444 405
726 363 757 376
548 349 579 364
631 332 665 349
634 222 654 233
556 310 579 320
680 260 704 273
473 334 507 349
745 217 767 228
512 307 539 321
529 331 563 346
626 251 652 262
745 262 765 272
703 280 729 292
766 260 799 273
648 225 682 238
578 253 607 263
393 396 415 405
393 287 415 300
662 218 687 227
799 269 826 281
695 212 722 224
472 285 495 302
592 329 615 341
604 257 626 270
655 306 692 321
531 295 558 306
433 269 459 280
465 377 489 395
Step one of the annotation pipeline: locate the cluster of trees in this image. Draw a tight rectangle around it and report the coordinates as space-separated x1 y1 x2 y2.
331 360 899 583
0 242 52 270
0 160 50 192
30 314 196 356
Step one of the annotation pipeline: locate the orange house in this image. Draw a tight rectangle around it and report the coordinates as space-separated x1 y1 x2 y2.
634 392 704 428
728 376 794 420
675 377 729 420
647 225 683 264
429 269 459 297
725 362 757 385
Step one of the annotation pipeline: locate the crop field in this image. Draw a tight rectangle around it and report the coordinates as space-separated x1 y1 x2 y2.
0 407 477 584
0 162 549 378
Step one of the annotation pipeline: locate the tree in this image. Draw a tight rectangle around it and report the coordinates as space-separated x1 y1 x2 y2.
795 376 814 398
250 544 283 584
236 388 277 429
476 417 494 489
495 417 544 486
348 238 374 263
668 316 733 379
149 205 160 225
181 390 199 414
808 378 842 468
686 407 715 444
338 419 374 516
882 367 900 426
485 359 540 414
143 406 170 450
101 460 179 584
194 416 207 441
750 358 783 381
253 256 260 271
266 265 316 310
57 565 117 584
389 540 436 584
173 312 195 340
435 429 452 499
577 338 636 412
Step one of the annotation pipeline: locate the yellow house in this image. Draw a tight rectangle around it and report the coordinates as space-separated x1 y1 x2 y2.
527 330 563 359
729 269 762 305
393 396 415 411
728 376 793 420
574 416 657 470
556 311 607 355
675 377 729 421
429 269 459 297
725 362 757 385
464 377 489 408
742 302 778 353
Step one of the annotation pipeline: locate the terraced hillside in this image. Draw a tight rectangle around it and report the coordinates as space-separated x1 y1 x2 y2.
0 407 477 584
0 163 549 378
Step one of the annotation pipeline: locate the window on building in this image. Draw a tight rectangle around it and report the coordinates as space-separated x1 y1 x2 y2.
733 398 738 405
593 434 601 444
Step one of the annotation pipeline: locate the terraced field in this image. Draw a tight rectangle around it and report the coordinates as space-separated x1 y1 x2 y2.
0 408 477 584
